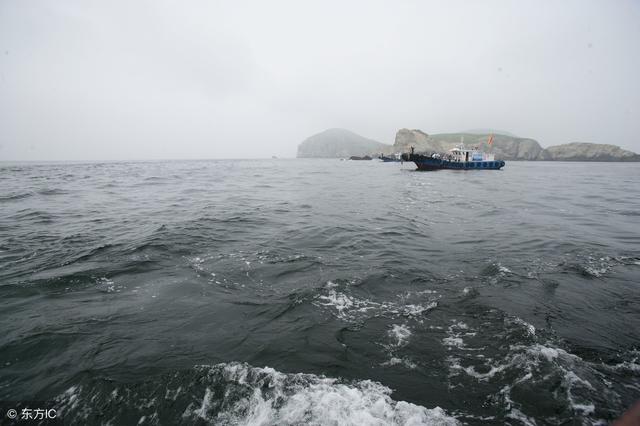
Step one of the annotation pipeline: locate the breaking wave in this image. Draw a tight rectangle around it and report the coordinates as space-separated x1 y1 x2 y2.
55 362 459 426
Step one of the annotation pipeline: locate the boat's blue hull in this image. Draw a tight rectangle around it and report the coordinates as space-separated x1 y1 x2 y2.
403 154 505 171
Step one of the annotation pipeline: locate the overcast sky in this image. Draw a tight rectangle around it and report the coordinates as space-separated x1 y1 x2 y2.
1 0 639 160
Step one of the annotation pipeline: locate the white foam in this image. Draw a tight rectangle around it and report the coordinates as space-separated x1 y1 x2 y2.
538 347 559 362
189 363 460 425
442 322 470 350
607 361 640 373
583 265 608 277
443 337 464 348
577 255 619 277
450 344 575 381
561 370 596 416
382 357 418 370
441 313 605 423
500 385 538 426
515 372 533 384
189 256 205 272
449 339 600 420
388 324 412 347
506 408 537 426
313 287 438 322
315 290 365 320
564 370 594 390
97 277 121 293
511 317 536 336
403 302 437 317
453 363 509 381
381 325 417 369
498 264 512 274
525 344 580 363
385 357 403 366
325 280 339 288
164 386 182 401
450 321 468 330
569 403 595 416
57 385 88 420
420 289 437 294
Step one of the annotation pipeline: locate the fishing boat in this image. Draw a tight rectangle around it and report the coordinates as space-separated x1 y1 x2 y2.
401 135 505 171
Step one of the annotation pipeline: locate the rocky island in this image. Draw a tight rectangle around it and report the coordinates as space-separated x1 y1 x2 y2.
545 142 640 162
296 128 391 158
296 128 640 161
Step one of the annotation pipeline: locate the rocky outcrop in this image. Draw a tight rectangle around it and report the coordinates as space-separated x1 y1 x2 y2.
545 143 640 162
393 129 550 160
296 128 391 158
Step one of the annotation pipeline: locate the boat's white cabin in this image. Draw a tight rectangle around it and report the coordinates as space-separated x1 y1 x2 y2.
449 145 495 162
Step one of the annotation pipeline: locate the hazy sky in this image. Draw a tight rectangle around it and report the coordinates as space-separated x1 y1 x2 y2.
1 0 639 160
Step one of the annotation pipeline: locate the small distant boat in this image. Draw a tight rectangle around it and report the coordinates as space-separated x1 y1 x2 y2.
402 135 505 171
349 155 373 161
379 153 402 162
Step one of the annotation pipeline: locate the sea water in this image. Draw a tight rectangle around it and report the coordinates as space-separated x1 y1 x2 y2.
1 159 639 424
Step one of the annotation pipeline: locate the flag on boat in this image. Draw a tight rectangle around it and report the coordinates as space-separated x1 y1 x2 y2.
488 134 494 145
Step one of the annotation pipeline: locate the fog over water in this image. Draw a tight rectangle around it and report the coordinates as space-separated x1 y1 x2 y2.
0 0 639 160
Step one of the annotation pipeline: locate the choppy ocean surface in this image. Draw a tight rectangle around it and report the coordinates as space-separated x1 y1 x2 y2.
1 159 639 425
